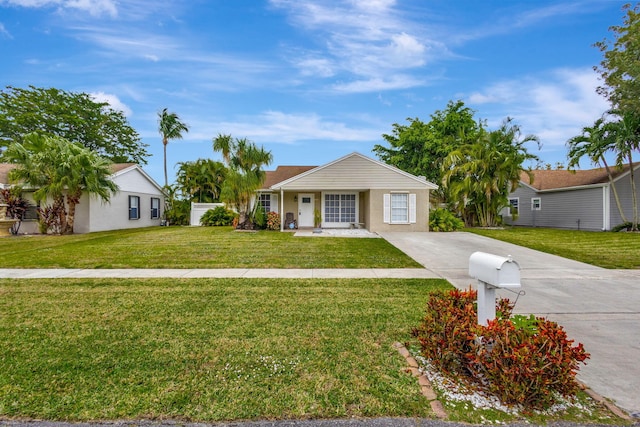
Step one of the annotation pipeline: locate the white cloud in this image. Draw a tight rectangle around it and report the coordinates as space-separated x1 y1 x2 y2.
466 68 610 151
296 57 335 78
90 91 133 116
0 22 11 38
3 0 117 17
270 0 439 90
332 75 426 93
215 111 381 144
66 0 116 17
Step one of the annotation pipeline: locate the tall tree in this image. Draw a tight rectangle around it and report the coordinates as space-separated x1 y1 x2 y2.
373 100 484 204
567 117 629 224
595 3 640 114
3 133 118 234
158 108 190 187
213 134 272 226
443 118 539 227
0 86 148 164
604 110 640 230
176 159 227 203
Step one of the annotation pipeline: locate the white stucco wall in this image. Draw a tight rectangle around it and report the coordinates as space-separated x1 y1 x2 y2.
190 202 225 226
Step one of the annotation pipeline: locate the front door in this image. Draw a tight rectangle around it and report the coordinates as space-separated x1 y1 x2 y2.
298 193 315 227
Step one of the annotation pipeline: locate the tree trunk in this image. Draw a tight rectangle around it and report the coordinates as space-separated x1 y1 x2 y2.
65 191 81 234
628 155 639 231
53 196 66 235
163 140 168 188
602 158 628 224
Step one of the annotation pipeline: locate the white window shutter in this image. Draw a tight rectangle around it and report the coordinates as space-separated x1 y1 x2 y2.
271 194 279 213
409 194 416 223
383 194 390 223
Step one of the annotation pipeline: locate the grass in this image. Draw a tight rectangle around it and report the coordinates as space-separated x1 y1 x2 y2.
0 278 450 421
0 226 421 269
467 227 640 269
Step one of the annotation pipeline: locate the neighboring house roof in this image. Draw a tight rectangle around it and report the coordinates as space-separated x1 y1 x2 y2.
267 152 438 191
0 163 164 193
521 163 640 191
0 163 16 187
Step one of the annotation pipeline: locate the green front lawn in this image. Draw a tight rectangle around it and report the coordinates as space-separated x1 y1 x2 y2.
467 227 640 269
0 278 450 421
0 226 421 269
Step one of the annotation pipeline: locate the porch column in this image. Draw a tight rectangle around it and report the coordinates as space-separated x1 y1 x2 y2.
280 188 284 231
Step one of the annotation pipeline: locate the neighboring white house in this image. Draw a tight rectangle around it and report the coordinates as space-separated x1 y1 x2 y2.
0 163 166 234
505 163 640 231
256 152 438 232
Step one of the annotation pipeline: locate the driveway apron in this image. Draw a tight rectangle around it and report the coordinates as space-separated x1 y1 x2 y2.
380 231 640 416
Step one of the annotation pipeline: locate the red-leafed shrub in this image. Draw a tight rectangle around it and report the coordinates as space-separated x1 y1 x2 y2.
266 211 280 230
412 289 589 410
411 288 479 376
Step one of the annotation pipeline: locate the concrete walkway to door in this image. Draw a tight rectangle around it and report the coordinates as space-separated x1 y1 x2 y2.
380 231 640 417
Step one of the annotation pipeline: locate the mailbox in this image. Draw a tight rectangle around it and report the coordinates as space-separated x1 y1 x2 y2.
469 252 521 325
469 252 521 289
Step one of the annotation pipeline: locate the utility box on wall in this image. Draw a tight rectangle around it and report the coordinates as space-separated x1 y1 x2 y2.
469 252 521 325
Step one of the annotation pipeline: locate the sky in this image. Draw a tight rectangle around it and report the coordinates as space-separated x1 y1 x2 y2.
0 0 630 185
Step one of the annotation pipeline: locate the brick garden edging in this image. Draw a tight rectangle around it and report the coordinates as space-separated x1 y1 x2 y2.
393 342 447 419
393 343 633 422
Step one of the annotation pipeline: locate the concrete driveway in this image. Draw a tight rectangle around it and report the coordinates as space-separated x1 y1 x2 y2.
380 231 640 417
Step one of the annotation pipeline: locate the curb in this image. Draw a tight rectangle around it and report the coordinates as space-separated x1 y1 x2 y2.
392 342 447 420
578 381 633 421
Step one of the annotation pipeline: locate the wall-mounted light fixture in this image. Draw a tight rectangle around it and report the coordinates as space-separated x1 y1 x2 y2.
294 195 298 202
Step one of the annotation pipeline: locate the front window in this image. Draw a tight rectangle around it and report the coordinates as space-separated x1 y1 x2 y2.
324 193 356 223
531 197 541 211
151 197 160 219
129 196 140 220
258 193 271 213
391 193 409 223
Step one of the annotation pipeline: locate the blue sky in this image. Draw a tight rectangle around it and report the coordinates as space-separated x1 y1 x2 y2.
0 0 627 185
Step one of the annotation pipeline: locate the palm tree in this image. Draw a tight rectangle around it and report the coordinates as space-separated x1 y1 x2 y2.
604 110 640 230
4 133 118 234
158 108 190 187
176 159 227 203
443 118 539 227
567 117 628 224
213 134 272 226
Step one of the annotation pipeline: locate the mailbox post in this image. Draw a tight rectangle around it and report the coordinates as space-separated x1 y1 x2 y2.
469 252 521 325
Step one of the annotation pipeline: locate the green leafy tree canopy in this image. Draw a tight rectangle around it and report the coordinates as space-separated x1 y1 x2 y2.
373 100 484 203
595 3 640 114
0 86 148 164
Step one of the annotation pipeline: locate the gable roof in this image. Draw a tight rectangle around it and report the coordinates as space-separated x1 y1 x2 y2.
268 152 438 190
262 166 317 189
521 163 640 191
0 163 163 192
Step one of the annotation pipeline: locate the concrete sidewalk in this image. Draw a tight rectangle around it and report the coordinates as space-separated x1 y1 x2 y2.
0 268 438 279
380 231 640 417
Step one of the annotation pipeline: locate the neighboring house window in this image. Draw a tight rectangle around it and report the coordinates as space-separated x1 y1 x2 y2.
324 193 356 223
531 197 541 211
24 203 39 220
383 193 417 224
129 195 140 220
150 197 160 219
508 198 519 216
258 193 271 213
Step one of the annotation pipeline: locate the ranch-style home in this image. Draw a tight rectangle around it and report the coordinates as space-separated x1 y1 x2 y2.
256 152 438 232
504 163 640 231
0 163 166 234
